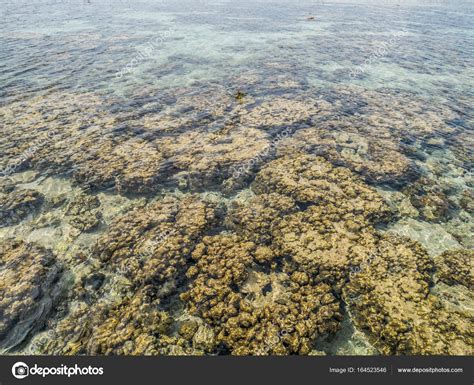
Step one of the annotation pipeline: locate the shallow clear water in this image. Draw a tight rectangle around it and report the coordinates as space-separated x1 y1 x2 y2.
0 0 472 356
1 0 473 99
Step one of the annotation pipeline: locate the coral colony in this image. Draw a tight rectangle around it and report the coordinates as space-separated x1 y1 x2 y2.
0 0 472 358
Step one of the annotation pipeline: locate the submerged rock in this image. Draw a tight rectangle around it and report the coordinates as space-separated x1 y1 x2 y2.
0 189 44 227
403 177 456 222
33 195 222 355
94 195 221 288
434 249 473 290
65 193 102 232
345 236 473 355
0 240 65 351
181 234 342 355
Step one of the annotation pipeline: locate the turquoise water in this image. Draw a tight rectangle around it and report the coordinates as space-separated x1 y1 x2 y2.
1 0 472 99
0 0 472 355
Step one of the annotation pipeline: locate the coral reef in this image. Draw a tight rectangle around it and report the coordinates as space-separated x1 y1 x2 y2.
402 177 456 222
0 92 106 175
38 286 173 355
345 235 473 355
237 97 327 132
181 234 342 355
161 126 270 193
223 154 471 355
377 189 419 218
252 154 391 222
0 189 44 227
64 193 102 232
434 249 473 289
225 193 298 244
279 128 417 186
246 155 388 293
34 194 222 355
94 195 221 288
0 240 64 351
0 82 471 357
273 206 380 293
0 90 270 194
267 85 465 187
1 85 464 197
181 155 396 354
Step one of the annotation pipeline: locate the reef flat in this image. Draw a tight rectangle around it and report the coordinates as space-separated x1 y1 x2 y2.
0 0 472 356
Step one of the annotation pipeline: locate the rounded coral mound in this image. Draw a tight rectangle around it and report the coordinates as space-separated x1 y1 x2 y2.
179 154 401 354
0 240 64 351
93 195 221 288
252 154 391 222
181 234 342 355
225 193 298 244
5 148 471 356
65 193 102 232
0 189 44 227
33 195 222 355
435 249 473 289
345 235 473 355
37 286 173 355
279 128 418 186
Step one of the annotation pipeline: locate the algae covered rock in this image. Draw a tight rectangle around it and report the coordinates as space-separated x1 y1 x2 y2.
0 189 44 227
435 249 473 289
0 240 64 351
345 234 473 355
252 154 391 222
225 193 298 244
65 193 102 232
403 177 455 222
94 195 221 288
37 286 173 355
181 234 342 355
